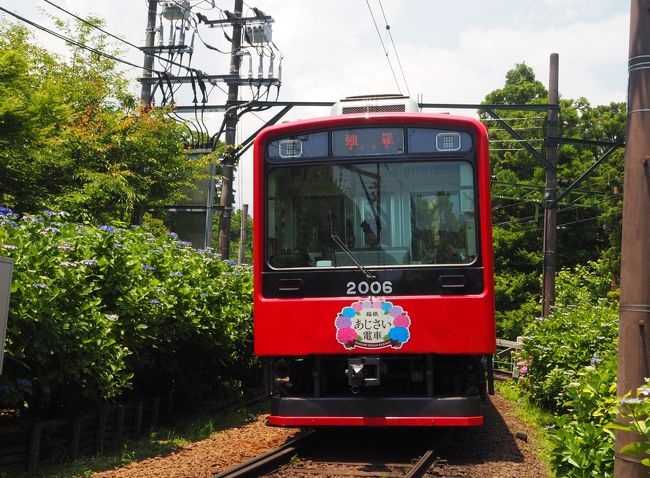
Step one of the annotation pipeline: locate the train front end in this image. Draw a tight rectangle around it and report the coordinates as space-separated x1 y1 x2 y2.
253 110 495 427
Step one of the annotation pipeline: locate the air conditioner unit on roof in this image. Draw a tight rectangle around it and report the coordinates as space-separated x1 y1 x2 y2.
331 94 419 116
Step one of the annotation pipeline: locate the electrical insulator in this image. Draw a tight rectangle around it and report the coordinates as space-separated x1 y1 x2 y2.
157 15 164 46
244 22 272 44
258 55 264 79
179 21 186 45
268 55 274 78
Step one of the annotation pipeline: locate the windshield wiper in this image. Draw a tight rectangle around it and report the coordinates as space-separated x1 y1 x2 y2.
329 211 376 281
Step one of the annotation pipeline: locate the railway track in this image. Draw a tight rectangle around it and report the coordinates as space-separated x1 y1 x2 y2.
214 428 449 478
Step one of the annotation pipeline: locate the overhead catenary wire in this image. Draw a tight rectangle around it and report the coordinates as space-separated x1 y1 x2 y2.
364 0 402 94
377 0 410 97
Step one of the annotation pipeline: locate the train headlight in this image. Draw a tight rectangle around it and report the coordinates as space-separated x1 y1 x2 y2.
279 139 302 158
436 132 461 151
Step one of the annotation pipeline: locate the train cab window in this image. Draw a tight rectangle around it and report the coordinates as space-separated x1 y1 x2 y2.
266 161 477 268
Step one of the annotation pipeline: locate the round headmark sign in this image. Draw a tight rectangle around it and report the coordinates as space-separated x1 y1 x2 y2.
335 300 411 350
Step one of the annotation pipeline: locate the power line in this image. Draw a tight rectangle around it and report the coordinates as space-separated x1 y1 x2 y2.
42 0 202 74
494 192 622 227
377 0 410 96
364 0 402 94
0 5 160 73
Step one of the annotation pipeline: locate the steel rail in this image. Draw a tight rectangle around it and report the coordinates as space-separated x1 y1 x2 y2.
213 430 316 478
404 449 438 478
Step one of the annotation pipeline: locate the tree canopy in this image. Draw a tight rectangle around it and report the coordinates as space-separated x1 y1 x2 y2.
0 20 200 224
483 63 625 338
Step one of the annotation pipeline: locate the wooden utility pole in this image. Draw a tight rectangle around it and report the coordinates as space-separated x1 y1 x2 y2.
542 53 559 318
616 1 650 476
217 0 244 259
140 0 158 107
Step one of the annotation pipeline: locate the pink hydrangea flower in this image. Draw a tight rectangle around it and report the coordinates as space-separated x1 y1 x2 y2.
336 327 357 344
393 315 411 327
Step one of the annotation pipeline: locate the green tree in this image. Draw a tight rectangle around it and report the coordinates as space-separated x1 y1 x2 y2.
482 63 625 338
0 20 200 224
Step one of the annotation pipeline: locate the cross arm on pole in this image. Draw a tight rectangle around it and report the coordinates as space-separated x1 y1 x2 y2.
482 106 554 170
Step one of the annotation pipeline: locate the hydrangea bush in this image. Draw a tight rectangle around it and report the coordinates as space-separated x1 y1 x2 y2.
514 259 619 477
0 207 253 414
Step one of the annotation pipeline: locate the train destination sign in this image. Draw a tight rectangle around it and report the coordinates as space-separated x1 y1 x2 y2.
332 128 404 157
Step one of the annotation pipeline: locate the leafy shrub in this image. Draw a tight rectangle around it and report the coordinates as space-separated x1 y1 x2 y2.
608 379 650 468
518 300 617 412
547 355 617 477
0 207 253 415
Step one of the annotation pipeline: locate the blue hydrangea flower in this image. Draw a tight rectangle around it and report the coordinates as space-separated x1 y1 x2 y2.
32 283 48 289
342 307 356 318
150 299 161 305
80 259 97 266
388 326 409 343
98 225 115 233
223 259 236 266
17 379 32 388
169 271 183 277
142 265 156 271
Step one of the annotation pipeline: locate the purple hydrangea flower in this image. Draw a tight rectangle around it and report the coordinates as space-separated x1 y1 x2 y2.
98 225 115 233
150 299 160 305
142 265 156 271
80 259 97 266
32 283 48 289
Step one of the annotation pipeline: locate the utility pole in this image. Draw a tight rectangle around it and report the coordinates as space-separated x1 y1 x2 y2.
238 204 249 264
542 53 559 318
140 0 158 107
217 0 244 259
616 1 650 476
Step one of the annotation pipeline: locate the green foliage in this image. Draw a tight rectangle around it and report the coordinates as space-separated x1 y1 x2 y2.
511 259 619 478
214 208 253 263
0 207 254 414
547 356 617 477
607 379 650 468
483 63 625 341
519 298 617 411
0 21 198 224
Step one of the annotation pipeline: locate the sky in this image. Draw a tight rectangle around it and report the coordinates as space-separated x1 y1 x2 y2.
0 0 631 213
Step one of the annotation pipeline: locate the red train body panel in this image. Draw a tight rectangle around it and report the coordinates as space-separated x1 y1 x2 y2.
253 111 495 427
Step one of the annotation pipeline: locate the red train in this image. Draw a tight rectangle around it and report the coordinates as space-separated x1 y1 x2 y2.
253 96 495 426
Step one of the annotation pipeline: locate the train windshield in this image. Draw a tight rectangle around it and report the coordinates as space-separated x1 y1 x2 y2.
266 161 477 268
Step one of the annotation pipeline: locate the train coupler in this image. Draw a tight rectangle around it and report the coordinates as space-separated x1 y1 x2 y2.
346 357 381 391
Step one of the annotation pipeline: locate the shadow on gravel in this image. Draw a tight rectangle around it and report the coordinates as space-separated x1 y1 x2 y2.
440 396 524 465
297 398 524 467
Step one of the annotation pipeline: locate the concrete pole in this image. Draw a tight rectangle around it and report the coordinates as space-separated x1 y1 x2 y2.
217 0 244 260
615 1 650 476
542 53 559 318
140 0 158 107
238 203 249 264
204 161 217 249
